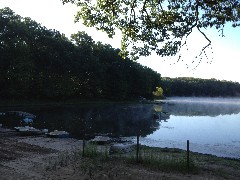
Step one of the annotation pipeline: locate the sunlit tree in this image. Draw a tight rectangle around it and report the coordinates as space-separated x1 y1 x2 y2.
152 86 164 99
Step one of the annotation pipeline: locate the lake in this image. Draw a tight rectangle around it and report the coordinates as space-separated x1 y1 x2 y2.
141 97 240 159
1 97 240 159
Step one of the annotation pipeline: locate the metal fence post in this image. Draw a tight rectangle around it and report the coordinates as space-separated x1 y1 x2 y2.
136 133 140 162
187 140 190 170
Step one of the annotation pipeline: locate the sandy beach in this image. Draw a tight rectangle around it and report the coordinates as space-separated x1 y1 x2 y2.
1 127 240 180
0 127 83 179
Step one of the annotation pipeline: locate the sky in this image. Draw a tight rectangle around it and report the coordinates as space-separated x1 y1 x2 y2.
1 0 240 83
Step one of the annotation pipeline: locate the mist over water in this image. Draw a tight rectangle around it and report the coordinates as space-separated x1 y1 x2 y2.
141 97 240 159
161 97 240 105
158 97 240 116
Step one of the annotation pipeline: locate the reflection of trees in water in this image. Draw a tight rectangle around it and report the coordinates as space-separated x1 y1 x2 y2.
79 104 160 137
161 102 240 116
3 101 238 138
22 104 161 138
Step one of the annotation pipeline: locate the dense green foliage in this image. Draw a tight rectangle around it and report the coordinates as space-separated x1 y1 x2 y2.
161 77 240 97
62 0 240 60
0 7 161 101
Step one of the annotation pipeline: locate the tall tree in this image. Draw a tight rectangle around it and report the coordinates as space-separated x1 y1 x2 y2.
0 7 161 100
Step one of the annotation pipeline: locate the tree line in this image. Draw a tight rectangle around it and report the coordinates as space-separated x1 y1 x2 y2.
0 7 161 101
161 77 240 97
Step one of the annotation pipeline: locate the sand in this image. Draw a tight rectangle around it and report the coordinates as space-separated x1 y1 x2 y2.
1 127 240 179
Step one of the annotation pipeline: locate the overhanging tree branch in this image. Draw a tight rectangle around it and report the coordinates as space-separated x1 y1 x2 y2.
61 0 240 62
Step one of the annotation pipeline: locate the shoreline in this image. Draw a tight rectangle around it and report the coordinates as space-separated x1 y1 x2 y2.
1 128 240 179
140 138 240 160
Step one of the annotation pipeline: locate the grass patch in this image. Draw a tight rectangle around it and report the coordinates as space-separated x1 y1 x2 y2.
45 144 240 179
84 143 109 160
127 145 197 173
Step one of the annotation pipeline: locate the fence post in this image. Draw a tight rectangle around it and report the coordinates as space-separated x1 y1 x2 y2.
82 118 86 157
187 140 190 171
82 137 85 157
136 133 140 162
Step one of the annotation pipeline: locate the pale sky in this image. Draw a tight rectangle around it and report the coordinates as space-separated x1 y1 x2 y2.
1 0 240 83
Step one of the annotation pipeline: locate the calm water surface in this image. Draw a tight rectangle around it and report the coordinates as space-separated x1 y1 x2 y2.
141 97 240 159
1 97 240 158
